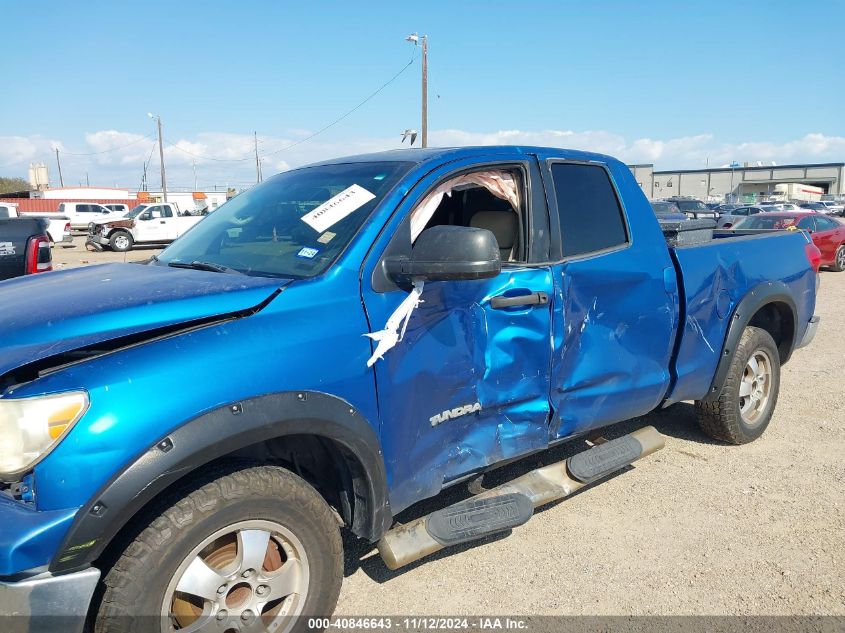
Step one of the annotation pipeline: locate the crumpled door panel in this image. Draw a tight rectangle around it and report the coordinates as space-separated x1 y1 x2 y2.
371 267 553 513
550 248 676 440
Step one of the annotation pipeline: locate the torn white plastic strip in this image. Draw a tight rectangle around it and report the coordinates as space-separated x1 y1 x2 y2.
365 280 424 367
300 184 375 233
409 170 519 242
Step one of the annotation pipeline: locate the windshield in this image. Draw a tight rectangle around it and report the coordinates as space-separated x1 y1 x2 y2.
675 200 708 212
127 205 149 218
156 161 412 278
651 202 680 215
735 215 801 230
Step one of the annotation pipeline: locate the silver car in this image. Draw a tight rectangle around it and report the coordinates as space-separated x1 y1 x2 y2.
717 205 767 228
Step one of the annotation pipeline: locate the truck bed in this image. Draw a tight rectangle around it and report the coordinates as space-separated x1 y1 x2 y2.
665 228 816 405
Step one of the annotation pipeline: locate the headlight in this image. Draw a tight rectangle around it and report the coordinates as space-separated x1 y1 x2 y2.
0 392 89 477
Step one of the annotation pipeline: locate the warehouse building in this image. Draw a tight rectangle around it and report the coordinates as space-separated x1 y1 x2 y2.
628 162 845 202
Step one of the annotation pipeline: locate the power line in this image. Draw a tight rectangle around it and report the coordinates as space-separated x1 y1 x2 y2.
59 133 156 156
262 51 417 157
164 49 417 163
165 141 254 162
0 133 156 173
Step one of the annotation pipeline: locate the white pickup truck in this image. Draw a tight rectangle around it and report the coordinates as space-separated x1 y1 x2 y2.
0 202 72 246
56 201 128 230
86 202 203 252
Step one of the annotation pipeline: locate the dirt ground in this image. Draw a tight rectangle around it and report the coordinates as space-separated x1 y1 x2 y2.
52 236 844 617
51 235 162 269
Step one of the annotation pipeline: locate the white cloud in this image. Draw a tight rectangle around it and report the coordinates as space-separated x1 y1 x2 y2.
1 129 843 190
0 135 64 169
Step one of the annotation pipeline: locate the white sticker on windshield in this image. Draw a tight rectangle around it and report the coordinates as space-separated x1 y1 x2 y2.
300 184 376 233
0 242 15 256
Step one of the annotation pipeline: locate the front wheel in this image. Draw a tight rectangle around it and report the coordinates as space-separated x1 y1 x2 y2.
832 245 845 272
695 326 781 444
94 464 343 633
109 230 134 252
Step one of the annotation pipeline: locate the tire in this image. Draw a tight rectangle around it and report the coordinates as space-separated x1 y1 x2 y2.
695 326 781 445
109 231 134 252
832 245 845 272
94 463 343 633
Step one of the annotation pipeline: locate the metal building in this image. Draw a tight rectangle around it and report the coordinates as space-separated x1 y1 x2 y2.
628 162 845 202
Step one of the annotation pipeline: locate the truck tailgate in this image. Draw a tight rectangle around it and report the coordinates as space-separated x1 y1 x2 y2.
0 218 47 281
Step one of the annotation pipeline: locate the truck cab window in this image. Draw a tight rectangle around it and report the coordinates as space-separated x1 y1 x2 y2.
550 163 628 258
412 169 525 263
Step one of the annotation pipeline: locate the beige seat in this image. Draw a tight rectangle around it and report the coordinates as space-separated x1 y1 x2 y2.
470 210 518 261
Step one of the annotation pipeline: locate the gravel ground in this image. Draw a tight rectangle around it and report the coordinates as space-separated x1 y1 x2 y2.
51 236 844 617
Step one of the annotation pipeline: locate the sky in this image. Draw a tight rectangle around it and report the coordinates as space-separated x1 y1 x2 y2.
1 0 844 191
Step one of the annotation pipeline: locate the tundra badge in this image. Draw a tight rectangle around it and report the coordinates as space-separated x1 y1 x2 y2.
430 402 482 427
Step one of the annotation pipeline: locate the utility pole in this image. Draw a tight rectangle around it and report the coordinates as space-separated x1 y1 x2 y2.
86 172 90 187
149 113 168 202
421 35 428 148
192 159 198 191
55 148 64 187
142 161 148 192
254 131 262 183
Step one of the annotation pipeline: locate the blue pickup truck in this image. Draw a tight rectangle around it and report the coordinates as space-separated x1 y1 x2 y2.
0 146 820 632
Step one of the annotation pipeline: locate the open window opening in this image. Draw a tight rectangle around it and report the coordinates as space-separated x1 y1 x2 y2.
410 169 525 263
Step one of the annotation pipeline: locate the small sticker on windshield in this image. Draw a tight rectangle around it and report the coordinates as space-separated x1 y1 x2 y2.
317 231 336 244
0 242 15 256
296 246 320 259
300 184 376 233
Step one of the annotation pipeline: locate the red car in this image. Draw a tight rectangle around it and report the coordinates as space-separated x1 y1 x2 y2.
734 212 845 271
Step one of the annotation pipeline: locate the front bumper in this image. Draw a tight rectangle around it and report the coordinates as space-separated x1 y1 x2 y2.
796 315 820 349
86 234 109 246
85 234 108 251
0 568 100 633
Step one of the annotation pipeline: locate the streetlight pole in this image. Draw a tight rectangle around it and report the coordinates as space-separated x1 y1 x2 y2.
149 113 168 202
406 33 428 148
421 35 428 148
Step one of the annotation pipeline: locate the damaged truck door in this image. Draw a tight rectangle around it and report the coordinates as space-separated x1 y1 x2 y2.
546 160 678 440
364 156 555 509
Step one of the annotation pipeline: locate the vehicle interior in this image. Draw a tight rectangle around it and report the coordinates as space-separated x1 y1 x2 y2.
414 170 525 262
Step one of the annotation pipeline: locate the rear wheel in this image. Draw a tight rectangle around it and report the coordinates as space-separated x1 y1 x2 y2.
109 230 134 252
695 326 781 444
94 464 343 633
832 245 845 272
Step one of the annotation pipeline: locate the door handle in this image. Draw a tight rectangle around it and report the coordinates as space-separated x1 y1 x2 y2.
490 291 549 310
160 220 166 224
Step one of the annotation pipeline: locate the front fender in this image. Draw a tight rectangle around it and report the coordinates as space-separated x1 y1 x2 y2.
50 391 390 573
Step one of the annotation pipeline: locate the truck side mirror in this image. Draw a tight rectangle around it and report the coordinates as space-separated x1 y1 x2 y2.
385 225 502 283
140 212 152 221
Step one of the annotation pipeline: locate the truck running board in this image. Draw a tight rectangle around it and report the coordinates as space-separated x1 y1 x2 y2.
377 426 665 570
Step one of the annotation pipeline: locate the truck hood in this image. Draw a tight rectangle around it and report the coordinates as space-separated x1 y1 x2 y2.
90 215 132 228
0 263 289 379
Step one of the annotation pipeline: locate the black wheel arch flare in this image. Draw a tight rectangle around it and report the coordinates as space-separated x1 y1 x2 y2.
50 391 391 573
701 281 798 403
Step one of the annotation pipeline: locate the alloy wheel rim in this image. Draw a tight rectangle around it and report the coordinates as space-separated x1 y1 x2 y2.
738 350 772 426
837 248 845 268
115 235 129 249
161 519 309 633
